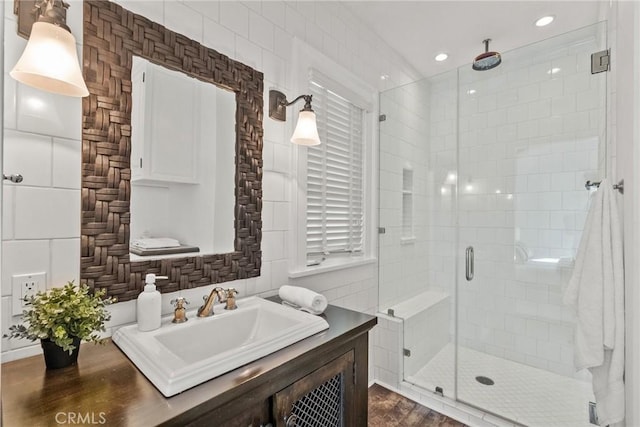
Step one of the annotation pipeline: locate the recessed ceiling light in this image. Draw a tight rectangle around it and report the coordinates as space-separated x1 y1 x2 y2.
435 53 448 62
535 16 555 27
547 67 561 75
380 74 389 81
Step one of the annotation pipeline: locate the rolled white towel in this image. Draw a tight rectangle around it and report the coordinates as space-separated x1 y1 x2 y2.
279 285 328 315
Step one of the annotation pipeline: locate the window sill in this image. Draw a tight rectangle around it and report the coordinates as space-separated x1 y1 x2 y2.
289 256 377 279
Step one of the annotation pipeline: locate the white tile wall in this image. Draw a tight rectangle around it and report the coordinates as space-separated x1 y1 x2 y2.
2 0 421 360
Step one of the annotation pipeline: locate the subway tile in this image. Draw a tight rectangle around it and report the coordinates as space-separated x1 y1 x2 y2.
322 34 339 62
2 239 50 297
2 186 15 240
203 18 235 58
305 21 323 52
249 11 274 51
183 1 219 22
525 318 549 340
3 130 52 187
262 1 285 29
50 238 80 287
240 1 261 14
528 99 551 119
270 259 289 289
551 94 576 115
3 17 28 76
16 84 81 140
14 187 80 239
255 260 272 294
235 36 262 70
517 83 539 103
539 77 564 99
262 50 286 88
164 1 203 42
295 1 316 21
563 111 590 133
52 138 81 189
515 335 538 356
261 231 285 262
564 72 591 94
261 201 274 231
272 202 290 232
4 74 17 130
105 299 136 330
220 2 249 38
284 4 305 39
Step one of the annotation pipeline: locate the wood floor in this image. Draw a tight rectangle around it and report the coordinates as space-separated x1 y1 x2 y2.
368 384 467 427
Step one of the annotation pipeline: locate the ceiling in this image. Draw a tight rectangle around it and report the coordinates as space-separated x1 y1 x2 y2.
345 1 604 78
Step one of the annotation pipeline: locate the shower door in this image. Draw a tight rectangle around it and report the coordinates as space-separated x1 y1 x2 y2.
456 23 608 426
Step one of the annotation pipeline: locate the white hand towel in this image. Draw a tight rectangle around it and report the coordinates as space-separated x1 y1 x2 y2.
279 285 328 315
131 237 181 249
563 179 625 426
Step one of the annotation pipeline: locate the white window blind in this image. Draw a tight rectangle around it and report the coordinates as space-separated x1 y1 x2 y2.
306 81 365 260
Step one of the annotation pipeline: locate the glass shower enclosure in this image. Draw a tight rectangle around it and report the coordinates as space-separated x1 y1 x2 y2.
378 22 607 426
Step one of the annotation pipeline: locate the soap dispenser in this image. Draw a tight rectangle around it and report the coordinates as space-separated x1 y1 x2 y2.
137 273 165 332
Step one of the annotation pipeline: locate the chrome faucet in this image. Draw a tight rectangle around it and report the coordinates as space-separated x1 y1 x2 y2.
197 287 225 317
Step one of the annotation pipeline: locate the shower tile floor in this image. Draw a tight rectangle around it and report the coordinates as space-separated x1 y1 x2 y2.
407 344 594 427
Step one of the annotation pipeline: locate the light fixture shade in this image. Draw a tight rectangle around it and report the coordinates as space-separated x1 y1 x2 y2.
291 110 321 146
10 22 89 97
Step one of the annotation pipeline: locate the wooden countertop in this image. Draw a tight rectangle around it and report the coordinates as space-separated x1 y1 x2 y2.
2 301 377 426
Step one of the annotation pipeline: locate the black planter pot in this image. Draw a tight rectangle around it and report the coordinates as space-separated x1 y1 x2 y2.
41 337 81 369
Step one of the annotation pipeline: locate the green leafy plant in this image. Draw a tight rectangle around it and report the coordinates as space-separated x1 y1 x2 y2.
6 282 115 353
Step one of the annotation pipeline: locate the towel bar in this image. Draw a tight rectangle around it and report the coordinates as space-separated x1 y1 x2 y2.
585 179 624 195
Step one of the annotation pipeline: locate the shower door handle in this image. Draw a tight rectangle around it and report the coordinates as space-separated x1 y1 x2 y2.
465 246 474 281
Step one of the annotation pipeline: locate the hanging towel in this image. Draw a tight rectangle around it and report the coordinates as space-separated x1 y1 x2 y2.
563 178 625 426
279 285 328 315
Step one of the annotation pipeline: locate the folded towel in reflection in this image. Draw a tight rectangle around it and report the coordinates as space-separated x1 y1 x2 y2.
278 285 328 315
130 238 181 249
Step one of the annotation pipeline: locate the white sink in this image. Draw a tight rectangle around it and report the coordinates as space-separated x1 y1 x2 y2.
112 296 329 396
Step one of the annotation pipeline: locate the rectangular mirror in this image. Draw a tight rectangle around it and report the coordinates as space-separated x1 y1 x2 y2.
81 0 263 302
129 57 235 259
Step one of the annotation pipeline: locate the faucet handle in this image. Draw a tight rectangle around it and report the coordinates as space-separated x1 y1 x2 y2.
214 286 227 301
170 297 189 323
170 297 189 308
224 288 239 310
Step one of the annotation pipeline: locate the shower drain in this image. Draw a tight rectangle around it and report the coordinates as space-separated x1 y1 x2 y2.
475 376 495 386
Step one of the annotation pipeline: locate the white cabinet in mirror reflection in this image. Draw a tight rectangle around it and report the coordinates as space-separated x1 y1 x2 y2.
130 57 236 259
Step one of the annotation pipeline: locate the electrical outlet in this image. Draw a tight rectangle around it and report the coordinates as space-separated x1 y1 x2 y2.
12 273 46 316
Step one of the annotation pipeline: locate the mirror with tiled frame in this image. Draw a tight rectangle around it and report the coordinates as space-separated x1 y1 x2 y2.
81 0 263 302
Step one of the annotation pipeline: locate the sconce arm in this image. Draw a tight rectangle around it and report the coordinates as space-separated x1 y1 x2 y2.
283 94 313 112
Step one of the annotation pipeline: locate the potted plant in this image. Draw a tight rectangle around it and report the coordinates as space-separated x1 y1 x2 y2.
6 281 114 369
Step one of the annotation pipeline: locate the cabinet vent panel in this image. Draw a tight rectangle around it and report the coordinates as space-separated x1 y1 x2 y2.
290 373 343 427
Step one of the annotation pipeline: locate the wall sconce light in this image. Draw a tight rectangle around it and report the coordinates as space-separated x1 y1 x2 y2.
10 0 89 97
269 90 321 146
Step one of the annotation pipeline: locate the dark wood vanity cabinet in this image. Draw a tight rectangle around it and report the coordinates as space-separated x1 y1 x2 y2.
274 351 356 427
187 336 367 427
2 304 376 427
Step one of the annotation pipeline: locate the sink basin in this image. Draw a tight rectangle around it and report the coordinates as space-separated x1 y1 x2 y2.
112 296 329 396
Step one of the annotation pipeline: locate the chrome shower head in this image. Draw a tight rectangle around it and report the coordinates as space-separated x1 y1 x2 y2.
472 39 502 71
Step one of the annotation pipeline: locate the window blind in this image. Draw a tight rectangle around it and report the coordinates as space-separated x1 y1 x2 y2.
306 81 365 260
